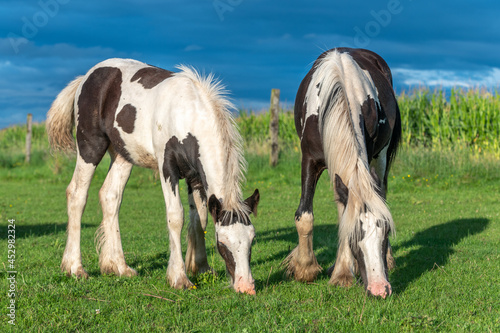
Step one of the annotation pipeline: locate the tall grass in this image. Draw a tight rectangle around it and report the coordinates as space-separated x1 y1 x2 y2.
237 109 299 155
237 88 500 158
399 88 500 157
1 88 499 170
0 123 49 168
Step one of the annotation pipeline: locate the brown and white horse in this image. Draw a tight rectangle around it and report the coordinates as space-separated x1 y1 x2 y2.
47 58 259 295
284 48 401 298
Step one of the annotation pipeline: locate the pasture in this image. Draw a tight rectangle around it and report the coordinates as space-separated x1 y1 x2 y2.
1 89 500 331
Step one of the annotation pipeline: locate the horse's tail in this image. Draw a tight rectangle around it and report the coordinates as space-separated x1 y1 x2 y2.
174 66 247 215
311 50 394 242
46 76 84 151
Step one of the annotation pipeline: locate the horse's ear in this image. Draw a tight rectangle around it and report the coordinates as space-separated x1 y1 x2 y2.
244 189 260 217
208 195 222 223
334 174 348 207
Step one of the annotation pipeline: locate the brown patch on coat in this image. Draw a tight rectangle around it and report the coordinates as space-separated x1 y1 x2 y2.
162 133 208 195
116 104 137 134
76 67 122 165
131 66 174 89
76 66 135 165
217 242 235 281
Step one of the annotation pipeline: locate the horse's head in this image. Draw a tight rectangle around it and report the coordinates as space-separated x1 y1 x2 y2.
208 189 260 295
335 173 392 298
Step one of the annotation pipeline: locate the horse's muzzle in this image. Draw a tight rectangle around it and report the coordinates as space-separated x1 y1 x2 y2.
367 281 392 299
234 276 256 295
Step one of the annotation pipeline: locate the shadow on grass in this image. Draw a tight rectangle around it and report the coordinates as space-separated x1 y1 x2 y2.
391 218 489 294
1 222 94 240
254 218 490 292
129 251 169 276
254 224 340 288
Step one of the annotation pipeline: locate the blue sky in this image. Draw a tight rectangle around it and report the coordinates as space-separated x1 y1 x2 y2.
1 0 499 128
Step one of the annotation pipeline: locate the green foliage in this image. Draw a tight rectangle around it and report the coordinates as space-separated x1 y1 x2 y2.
0 123 49 168
237 109 300 155
399 88 500 156
1 150 499 332
238 88 500 159
1 88 499 331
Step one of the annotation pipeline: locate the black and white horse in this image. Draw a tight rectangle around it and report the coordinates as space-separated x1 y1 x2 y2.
47 58 260 295
284 48 401 298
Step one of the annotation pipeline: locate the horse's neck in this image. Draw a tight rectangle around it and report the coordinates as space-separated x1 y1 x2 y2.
201 136 242 210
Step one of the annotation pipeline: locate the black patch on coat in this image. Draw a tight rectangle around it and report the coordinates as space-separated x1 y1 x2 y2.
76 66 131 165
294 62 315 138
162 133 207 198
350 219 390 292
217 241 236 281
360 96 379 160
208 194 253 227
354 245 368 290
336 47 393 86
116 104 137 134
350 222 368 289
244 189 260 217
334 174 349 207
219 211 251 227
294 114 327 220
131 66 174 89
381 230 389 278
361 97 378 140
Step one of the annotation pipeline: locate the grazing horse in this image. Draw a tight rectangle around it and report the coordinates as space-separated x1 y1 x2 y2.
284 48 401 298
46 58 260 295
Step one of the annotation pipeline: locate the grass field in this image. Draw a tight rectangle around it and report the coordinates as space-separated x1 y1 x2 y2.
1 89 500 331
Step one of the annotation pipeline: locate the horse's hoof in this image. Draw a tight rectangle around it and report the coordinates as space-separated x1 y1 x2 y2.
62 264 89 279
100 262 137 277
282 247 322 282
169 275 195 290
329 272 354 287
120 266 138 277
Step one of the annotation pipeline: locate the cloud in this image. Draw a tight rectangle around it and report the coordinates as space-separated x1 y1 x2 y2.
393 67 500 89
1 0 500 129
0 41 132 128
184 44 203 52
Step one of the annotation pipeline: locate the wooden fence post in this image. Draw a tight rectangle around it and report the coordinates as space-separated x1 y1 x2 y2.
269 89 280 167
25 113 32 164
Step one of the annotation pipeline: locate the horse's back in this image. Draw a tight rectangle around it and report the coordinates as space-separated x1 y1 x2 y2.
338 49 401 161
294 48 399 160
74 58 212 169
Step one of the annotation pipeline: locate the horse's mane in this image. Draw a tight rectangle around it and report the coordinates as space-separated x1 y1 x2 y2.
175 66 249 219
307 50 395 242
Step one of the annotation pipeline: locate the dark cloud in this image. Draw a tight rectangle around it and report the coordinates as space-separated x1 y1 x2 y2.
0 0 499 128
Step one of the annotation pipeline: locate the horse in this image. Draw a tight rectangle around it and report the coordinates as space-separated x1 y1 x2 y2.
283 48 401 298
46 58 260 295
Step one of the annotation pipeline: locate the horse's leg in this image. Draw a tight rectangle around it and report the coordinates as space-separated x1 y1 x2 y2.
328 236 356 287
96 153 136 277
185 186 212 275
61 155 97 278
370 145 395 270
284 154 324 282
160 177 194 289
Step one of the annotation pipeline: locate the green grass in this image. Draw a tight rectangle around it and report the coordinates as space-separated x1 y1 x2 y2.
1 148 499 331
1 88 500 331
